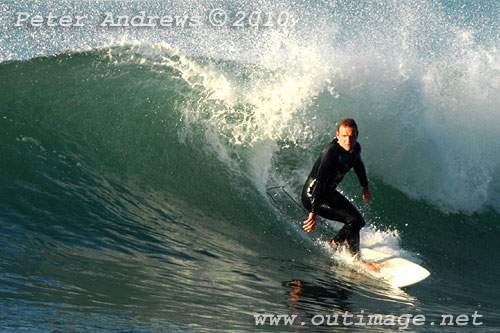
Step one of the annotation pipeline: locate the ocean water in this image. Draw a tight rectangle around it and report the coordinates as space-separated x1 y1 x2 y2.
1 0 500 331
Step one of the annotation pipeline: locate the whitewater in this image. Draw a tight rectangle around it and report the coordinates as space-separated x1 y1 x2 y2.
1 0 500 331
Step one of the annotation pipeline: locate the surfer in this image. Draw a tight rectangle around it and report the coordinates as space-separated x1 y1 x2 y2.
301 118 379 270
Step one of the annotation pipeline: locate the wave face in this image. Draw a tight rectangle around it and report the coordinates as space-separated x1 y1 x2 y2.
1 0 500 331
2 0 500 212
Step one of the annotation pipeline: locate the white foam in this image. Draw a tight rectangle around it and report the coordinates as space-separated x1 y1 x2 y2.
91 0 500 214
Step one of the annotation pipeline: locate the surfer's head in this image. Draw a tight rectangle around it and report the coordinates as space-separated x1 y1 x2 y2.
336 118 358 151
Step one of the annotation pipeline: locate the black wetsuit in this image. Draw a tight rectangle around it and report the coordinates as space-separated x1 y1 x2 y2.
301 138 368 254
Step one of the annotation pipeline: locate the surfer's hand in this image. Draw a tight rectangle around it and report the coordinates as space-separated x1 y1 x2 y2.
303 213 316 232
362 186 372 204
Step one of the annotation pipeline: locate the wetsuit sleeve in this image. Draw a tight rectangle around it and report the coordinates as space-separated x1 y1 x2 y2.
353 149 369 188
310 145 338 213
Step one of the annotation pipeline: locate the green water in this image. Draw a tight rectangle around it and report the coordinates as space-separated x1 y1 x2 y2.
1 43 499 331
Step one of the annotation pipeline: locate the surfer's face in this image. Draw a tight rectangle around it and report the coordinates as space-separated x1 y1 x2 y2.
336 125 357 151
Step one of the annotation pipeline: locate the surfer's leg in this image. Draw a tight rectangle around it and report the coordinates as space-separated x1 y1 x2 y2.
315 191 365 254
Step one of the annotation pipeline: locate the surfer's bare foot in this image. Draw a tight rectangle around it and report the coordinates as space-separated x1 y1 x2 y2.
362 261 381 271
331 240 349 248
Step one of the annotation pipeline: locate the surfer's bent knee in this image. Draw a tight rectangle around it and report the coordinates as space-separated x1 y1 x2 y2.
349 212 365 230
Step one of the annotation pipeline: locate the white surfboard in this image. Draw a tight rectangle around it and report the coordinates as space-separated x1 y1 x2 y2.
361 248 430 288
